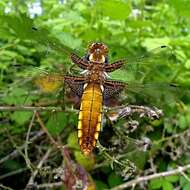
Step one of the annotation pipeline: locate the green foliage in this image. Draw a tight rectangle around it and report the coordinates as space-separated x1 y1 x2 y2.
162 181 173 190
11 111 33 125
46 112 67 135
183 183 190 190
95 0 131 20
0 0 190 190
74 151 95 171
67 131 80 150
108 172 123 187
95 180 108 190
169 0 190 19
149 177 163 189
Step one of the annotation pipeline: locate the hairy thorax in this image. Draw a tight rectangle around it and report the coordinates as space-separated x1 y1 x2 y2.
86 62 106 83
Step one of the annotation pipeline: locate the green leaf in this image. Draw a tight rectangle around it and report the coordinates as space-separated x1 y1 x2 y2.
74 151 95 171
180 176 190 187
162 181 173 190
164 119 173 134
53 31 82 50
183 183 190 190
0 14 73 54
59 11 85 23
185 60 190 69
4 160 22 170
108 172 123 187
178 115 189 129
127 20 152 28
149 178 163 189
2 87 34 105
67 131 79 150
46 112 67 135
0 50 19 59
11 111 33 125
142 38 170 49
95 180 108 190
95 0 131 20
169 0 190 19
165 175 179 182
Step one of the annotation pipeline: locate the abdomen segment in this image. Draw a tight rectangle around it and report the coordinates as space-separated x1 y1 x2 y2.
78 83 103 155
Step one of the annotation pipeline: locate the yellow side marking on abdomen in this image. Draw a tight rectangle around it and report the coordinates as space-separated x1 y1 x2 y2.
77 83 103 154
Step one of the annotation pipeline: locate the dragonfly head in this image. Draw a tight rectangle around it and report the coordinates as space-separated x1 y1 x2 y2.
88 42 108 63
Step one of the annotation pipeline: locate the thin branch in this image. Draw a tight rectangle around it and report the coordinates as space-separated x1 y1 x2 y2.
35 112 64 149
0 105 77 112
0 168 28 180
24 111 36 171
36 182 62 189
155 127 190 145
106 105 163 122
5 128 30 164
110 164 190 190
0 106 62 112
96 142 135 173
0 184 14 190
0 131 44 164
26 148 52 189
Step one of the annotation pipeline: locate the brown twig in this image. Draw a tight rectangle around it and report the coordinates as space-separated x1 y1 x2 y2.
35 111 64 149
109 164 190 190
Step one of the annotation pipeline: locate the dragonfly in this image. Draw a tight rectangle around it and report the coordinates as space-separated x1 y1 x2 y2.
1 16 189 156
20 41 184 155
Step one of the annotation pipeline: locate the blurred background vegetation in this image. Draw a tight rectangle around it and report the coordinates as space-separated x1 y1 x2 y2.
1 0 190 190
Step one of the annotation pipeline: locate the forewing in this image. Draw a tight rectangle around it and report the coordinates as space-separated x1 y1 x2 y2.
0 14 74 55
110 45 175 82
1 62 67 108
108 46 190 107
0 14 87 107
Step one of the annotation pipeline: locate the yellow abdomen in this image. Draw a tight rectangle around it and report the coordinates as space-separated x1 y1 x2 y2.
78 83 103 155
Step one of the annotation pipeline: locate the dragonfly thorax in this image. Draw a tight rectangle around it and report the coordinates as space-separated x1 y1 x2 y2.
81 61 109 84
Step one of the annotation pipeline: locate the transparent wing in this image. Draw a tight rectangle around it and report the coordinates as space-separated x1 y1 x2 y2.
0 64 66 108
125 45 172 66
121 82 190 108
108 46 190 107
0 14 74 55
110 45 176 82
0 14 83 107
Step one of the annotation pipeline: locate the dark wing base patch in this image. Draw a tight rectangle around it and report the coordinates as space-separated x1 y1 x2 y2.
103 80 126 99
64 75 86 97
